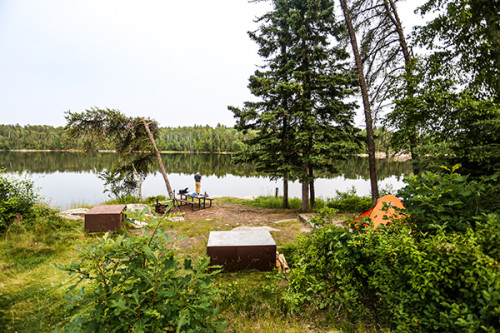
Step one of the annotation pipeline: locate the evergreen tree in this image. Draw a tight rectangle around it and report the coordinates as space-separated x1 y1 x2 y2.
230 0 361 211
65 108 174 199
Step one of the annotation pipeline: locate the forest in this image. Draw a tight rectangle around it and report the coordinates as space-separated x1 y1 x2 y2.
0 124 253 153
0 123 394 156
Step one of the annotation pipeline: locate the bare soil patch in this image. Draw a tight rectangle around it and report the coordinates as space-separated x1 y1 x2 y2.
166 200 311 255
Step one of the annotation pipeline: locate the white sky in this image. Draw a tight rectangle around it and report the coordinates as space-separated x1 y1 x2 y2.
0 0 424 128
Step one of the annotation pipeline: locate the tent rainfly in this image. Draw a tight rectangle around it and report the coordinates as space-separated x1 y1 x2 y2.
359 194 406 228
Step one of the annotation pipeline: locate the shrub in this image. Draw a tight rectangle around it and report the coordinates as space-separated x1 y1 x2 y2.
285 169 500 332
286 219 500 332
59 211 225 332
103 194 140 205
145 195 167 204
397 164 498 234
0 172 39 232
325 187 372 213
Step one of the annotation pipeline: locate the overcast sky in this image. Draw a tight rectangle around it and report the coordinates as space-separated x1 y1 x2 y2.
0 0 424 128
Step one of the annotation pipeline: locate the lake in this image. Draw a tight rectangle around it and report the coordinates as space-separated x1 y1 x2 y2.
0 151 413 209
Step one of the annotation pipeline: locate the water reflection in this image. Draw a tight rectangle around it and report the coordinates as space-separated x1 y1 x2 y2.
0 151 413 208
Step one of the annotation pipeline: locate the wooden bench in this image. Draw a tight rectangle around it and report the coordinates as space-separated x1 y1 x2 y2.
173 198 197 210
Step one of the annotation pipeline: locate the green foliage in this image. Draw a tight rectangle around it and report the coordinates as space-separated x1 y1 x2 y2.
417 0 499 96
247 196 304 210
59 211 225 332
0 172 38 232
158 125 251 153
0 124 252 153
230 0 362 211
98 169 138 199
102 194 142 205
387 65 500 176
65 108 160 197
216 271 287 315
219 196 307 210
145 195 167 204
0 124 70 150
287 218 500 332
221 190 373 213
286 169 500 331
397 164 499 234
386 0 500 176
309 207 339 228
324 187 372 213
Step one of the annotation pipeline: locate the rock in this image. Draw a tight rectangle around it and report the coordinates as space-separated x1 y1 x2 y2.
126 204 151 214
273 218 295 224
58 208 89 220
129 220 148 229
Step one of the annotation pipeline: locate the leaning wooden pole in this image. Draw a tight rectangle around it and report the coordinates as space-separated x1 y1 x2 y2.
141 120 174 199
340 0 379 205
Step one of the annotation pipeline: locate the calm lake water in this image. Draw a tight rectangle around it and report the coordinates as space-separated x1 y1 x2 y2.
0 151 413 209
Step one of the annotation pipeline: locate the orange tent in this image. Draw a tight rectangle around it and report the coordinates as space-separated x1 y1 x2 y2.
359 194 406 228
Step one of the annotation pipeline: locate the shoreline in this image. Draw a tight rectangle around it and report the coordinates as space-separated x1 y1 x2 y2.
2 149 412 160
1 149 233 154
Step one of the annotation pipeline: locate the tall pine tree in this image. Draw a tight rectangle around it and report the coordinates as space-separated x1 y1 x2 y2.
230 0 361 211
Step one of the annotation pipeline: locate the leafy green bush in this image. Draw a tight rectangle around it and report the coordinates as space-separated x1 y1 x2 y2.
103 194 140 205
0 172 39 232
145 195 167 204
285 169 500 332
324 187 372 213
398 164 498 234
59 211 225 332
286 219 500 332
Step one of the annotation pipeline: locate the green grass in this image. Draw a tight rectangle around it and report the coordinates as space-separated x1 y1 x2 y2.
0 217 93 332
218 195 325 210
0 195 377 332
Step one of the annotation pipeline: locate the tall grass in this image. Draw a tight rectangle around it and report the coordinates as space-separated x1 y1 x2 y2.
0 212 86 332
219 196 322 210
220 190 372 213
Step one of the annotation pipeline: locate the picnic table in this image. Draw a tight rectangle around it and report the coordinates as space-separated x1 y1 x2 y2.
173 191 214 211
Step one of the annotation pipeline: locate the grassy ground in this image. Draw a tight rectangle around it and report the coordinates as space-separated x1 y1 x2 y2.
0 198 373 332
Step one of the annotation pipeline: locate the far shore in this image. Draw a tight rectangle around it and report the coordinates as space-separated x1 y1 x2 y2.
2 149 233 155
2 149 412 161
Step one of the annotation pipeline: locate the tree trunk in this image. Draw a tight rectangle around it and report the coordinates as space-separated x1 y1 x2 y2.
283 178 289 209
384 0 419 164
340 0 379 205
301 181 309 212
132 163 143 202
141 120 174 199
309 167 315 209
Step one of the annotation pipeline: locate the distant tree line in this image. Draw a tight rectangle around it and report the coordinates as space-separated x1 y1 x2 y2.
0 123 398 156
0 125 69 150
156 125 253 153
0 151 412 181
0 124 255 153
